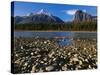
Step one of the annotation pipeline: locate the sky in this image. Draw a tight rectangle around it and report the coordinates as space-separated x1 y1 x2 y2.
11 1 97 21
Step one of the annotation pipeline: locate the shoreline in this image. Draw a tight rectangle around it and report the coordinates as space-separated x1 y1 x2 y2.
14 30 97 33
13 34 97 73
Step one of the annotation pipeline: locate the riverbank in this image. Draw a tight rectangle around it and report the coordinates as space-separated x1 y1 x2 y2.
12 37 97 73
14 30 97 33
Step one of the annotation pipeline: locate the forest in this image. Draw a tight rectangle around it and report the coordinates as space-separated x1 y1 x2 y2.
14 21 97 31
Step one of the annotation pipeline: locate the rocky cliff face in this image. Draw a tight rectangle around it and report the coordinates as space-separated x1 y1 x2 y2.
73 10 96 23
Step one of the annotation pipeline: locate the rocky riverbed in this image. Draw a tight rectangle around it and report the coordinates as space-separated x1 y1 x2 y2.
12 37 97 73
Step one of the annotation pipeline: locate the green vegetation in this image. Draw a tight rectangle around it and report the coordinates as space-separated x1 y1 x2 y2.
15 21 97 31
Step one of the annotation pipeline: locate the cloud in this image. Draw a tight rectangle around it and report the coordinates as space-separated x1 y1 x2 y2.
63 9 87 15
64 9 77 15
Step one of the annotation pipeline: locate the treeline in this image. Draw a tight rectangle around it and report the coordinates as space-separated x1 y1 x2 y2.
14 21 97 31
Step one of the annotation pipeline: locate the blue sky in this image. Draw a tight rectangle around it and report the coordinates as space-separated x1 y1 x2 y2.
12 1 97 21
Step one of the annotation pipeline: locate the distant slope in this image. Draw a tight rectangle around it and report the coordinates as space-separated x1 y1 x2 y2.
14 9 64 24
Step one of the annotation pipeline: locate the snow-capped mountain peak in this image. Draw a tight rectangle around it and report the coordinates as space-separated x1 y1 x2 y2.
38 9 45 14
36 9 52 16
15 9 64 24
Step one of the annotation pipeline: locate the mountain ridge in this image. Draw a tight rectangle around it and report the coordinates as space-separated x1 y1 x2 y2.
14 9 97 24
14 9 64 24
73 10 97 23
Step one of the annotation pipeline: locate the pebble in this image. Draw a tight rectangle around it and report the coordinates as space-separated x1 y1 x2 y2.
31 52 34 55
48 52 54 58
74 54 78 57
46 66 54 71
24 62 28 66
62 66 67 70
79 60 82 65
84 48 87 50
21 46 23 49
44 41 47 44
68 52 71 56
71 57 79 62
43 58 47 61
40 61 44 63
15 59 20 64
53 58 56 61
31 65 36 73
13 37 97 73
34 42 37 44
38 68 44 72
15 54 18 57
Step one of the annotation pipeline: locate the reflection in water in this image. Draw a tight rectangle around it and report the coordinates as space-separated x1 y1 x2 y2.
54 38 71 46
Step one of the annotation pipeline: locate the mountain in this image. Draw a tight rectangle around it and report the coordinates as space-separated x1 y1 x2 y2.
14 9 64 24
92 16 97 21
73 10 97 23
14 16 24 24
36 9 52 16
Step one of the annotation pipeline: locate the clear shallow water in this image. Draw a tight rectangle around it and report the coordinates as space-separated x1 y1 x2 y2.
14 31 97 46
14 31 74 38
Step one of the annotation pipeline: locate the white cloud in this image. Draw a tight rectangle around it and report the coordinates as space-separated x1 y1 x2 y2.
63 9 87 15
64 9 77 15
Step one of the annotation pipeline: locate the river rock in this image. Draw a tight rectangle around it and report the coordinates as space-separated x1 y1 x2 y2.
31 65 36 73
46 66 54 71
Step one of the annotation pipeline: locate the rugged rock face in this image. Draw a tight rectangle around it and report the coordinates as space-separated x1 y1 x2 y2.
14 9 64 24
92 16 97 21
73 10 96 23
